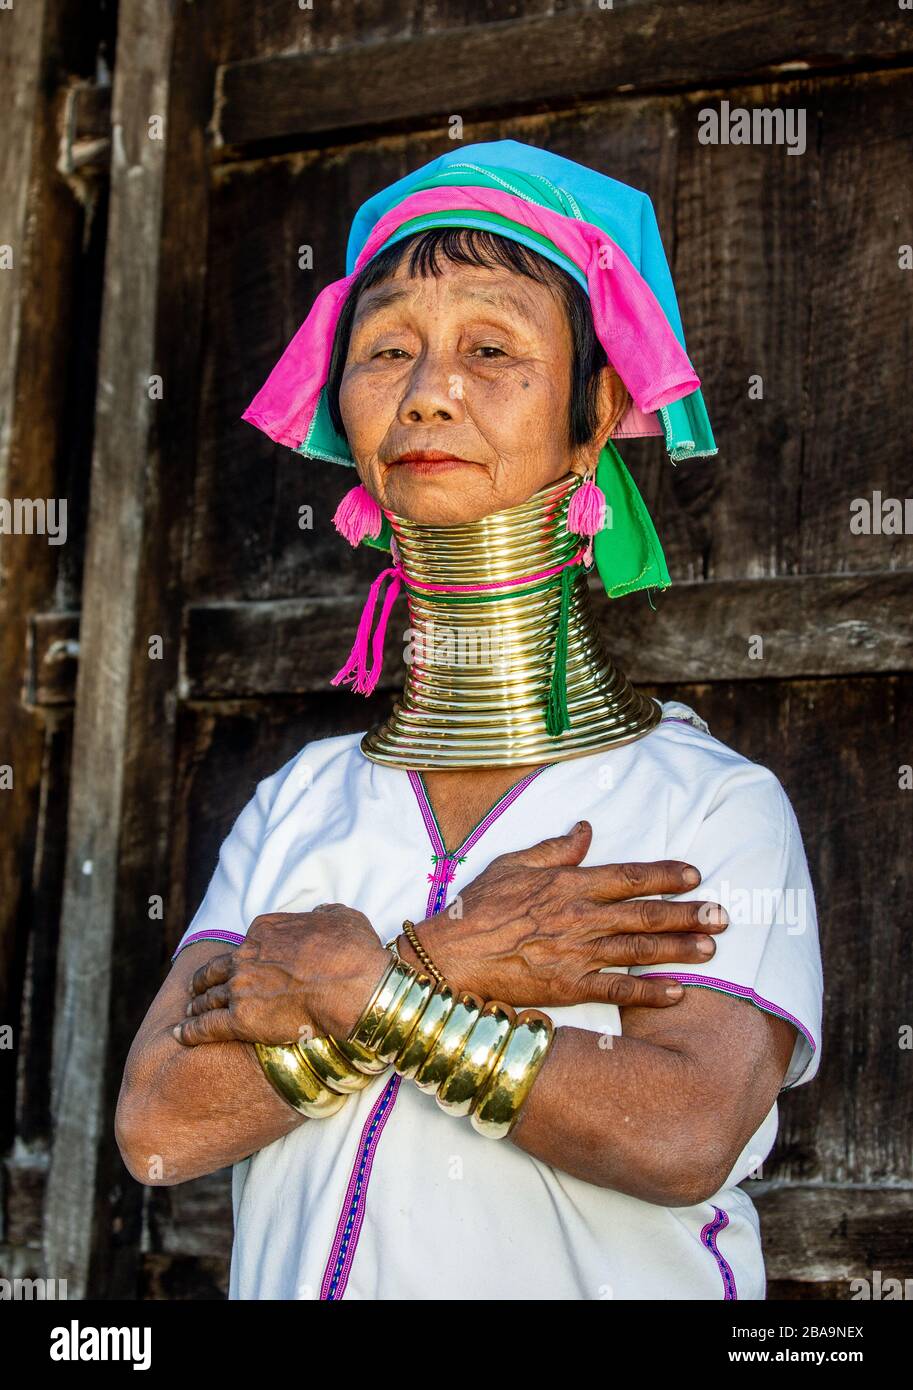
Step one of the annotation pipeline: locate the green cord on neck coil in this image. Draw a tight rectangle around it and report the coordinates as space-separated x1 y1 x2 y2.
545 562 575 737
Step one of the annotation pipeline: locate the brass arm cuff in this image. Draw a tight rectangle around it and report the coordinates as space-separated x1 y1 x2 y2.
434 1000 516 1117
470 1009 556 1139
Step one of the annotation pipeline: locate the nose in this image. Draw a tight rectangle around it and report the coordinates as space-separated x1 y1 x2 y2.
397 351 466 426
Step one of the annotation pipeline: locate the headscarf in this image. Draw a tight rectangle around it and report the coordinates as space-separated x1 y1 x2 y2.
241 138 717 600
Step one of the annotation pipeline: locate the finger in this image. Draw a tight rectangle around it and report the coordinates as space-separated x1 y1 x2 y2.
589 931 720 969
187 984 231 1016
189 953 235 998
573 896 729 935
172 1009 238 1046
584 971 686 1008
502 820 593 870
572 859 704 902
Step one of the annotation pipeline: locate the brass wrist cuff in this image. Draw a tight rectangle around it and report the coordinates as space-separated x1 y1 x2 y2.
373 970 437 1063
412 991 485 1093
254 1042 350 1119
338 943 556 1140
347 950 415 1051
394 983 457 1079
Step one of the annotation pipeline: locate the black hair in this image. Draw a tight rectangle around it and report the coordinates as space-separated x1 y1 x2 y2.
324 227 623 449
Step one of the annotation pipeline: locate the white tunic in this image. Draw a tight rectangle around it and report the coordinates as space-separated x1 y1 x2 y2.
172 699 823 1301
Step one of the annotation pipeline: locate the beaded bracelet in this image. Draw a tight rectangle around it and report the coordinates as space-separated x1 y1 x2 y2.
400 919 447 985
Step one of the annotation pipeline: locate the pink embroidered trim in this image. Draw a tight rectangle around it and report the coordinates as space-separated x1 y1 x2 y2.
397 546 587 595
170 928 246 963
700 1206 738 1299
319 1073 401 1300
637 972 816 1059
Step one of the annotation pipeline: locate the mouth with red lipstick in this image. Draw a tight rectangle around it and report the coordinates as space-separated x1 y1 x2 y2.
387 449 479 475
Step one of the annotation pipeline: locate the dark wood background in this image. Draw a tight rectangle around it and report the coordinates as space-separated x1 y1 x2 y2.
2 0 911 1300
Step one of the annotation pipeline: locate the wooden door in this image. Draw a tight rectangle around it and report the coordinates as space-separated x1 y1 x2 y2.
2 0 910 1298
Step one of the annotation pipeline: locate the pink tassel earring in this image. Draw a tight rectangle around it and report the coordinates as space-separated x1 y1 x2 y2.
567 469 607 535
332 483 383 546
567 469 607 566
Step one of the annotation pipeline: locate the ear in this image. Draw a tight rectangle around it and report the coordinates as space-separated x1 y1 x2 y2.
570 366 631 476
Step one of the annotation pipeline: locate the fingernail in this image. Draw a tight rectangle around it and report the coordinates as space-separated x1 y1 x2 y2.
682 867 700 886
697 937 715 956
665 984 684 999
171 1025 182 1039
185 1002 193 1015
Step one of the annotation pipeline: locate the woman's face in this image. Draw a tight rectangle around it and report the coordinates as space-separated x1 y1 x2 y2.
338 258 623 524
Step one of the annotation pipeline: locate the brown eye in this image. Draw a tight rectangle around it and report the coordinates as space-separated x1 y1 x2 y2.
471 346 507 358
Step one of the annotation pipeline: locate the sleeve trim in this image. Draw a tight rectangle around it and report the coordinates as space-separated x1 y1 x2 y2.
636 971 817 1062
171 929 247 964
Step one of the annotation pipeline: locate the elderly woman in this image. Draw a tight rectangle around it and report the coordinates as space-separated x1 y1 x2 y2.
116 140 823 1301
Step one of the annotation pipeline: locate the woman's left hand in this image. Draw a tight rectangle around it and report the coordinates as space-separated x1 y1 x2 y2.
172 905 390 1047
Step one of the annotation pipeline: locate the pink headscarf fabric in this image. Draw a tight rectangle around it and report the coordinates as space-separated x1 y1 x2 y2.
242 185 700 451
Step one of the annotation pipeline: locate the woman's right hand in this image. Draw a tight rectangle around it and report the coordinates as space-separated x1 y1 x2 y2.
402 820 729 1010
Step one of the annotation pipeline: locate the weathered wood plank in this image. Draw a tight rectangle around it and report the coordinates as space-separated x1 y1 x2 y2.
16 712 73 1146
800 74 913 574
609 572 913 682
145 1173 232 1262
179 573 913 700
146 1171 233 1261
756 1187 913 1285
667 676 913 1187
42 0 217 1298
2 1151 48 1248
0 0 48 1164
139 1252 229 1301
0 0 108 1155
211 0 560 72
213 1 913 149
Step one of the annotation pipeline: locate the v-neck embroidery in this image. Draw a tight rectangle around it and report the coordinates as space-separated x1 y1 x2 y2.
410 765 555 857
407 764 554 917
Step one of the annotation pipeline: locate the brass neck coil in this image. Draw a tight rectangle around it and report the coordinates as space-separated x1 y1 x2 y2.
359 473 661 769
